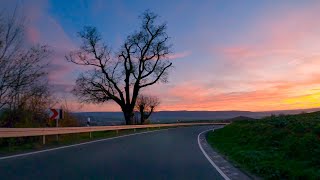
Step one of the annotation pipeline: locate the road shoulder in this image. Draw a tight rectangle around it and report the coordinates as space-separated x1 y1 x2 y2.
198 128 251 180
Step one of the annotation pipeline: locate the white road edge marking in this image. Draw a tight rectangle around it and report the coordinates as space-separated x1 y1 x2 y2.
198 129 230 180
0 129 168 161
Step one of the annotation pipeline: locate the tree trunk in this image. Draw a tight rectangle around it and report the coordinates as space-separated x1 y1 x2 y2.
144 107 154 121
139 105 145 124
140 115 145 125
123 109 134 125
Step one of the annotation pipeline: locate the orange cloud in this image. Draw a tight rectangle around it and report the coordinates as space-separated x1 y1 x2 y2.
154 74 320 112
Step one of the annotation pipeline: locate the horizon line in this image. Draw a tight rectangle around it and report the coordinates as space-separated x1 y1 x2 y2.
72 107 320 113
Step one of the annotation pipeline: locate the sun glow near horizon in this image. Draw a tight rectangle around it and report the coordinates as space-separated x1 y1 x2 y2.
3 0 320 112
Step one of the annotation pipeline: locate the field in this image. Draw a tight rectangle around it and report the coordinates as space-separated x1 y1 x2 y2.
207 112 320 179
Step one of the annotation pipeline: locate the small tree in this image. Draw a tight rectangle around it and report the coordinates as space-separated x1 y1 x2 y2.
135 95 160 124
67 11 173 124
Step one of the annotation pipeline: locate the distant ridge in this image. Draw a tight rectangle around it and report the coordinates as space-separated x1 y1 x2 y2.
76 107 320 114
227 116 256 121
73 108 320 125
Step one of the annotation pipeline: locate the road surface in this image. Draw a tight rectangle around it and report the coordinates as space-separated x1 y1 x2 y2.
0 126 223 180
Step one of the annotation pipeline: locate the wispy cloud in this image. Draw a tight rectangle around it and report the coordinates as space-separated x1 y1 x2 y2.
167 51 192 60
17 0 78 87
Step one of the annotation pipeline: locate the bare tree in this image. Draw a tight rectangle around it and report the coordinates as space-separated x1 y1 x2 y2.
0 10 24 109
67 11 173 124
135 95 160 124
0 10 52 127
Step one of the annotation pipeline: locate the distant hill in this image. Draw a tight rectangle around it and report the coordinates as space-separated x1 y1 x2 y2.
73 108 320 125
227 116 256 122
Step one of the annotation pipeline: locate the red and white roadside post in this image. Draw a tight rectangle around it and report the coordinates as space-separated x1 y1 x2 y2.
49 109 63 142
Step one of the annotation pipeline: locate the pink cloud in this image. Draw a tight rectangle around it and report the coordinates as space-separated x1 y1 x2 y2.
26 26 40 43
220 3 320 59
167 51 192 59
61 99 120 112
209 3 320 97
19 1 78 86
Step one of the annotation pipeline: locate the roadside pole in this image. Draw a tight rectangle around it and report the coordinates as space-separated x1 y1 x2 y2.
43 135 46 145
56 118 59 141
87 117 91 138
49 108 61 142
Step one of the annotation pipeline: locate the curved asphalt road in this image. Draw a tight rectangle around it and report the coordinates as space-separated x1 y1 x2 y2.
0 126 223 180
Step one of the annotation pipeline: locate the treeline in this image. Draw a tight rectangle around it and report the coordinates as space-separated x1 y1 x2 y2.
0 11 77 128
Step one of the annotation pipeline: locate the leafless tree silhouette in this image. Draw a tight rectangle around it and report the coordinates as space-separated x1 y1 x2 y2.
135 95 160 124
0 10 52 127
67 11 173 124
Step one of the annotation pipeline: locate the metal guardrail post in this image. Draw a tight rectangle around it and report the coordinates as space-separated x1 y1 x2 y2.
43 135 46 145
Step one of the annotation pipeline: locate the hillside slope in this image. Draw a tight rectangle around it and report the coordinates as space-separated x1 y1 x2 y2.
207 111 320 179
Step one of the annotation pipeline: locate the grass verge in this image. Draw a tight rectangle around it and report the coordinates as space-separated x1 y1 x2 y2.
0 127 164 156
207 111 320 179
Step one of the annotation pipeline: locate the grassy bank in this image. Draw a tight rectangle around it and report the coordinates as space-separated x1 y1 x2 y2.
207 112 320 179
0 127 163 156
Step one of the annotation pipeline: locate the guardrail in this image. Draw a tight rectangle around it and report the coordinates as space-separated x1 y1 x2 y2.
0 122 229 144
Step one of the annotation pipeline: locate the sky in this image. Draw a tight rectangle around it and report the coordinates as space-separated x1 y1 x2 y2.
2 0 320 112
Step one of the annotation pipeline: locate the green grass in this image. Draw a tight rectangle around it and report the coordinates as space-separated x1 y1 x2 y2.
207 112 320 179
0 127 163 156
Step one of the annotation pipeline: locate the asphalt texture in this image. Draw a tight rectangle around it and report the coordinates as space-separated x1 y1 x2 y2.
0 126 223 180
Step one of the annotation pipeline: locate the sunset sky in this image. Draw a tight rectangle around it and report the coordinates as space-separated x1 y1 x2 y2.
2 0 320 112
